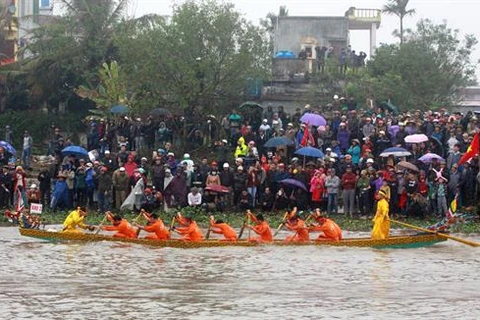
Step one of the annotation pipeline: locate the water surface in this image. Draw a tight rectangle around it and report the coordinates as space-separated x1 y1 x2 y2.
1 227 479 320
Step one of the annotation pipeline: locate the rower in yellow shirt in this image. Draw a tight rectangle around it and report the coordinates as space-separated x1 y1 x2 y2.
62 207 95 233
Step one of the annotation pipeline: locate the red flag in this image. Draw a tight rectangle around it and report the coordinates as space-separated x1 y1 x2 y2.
458 132 480 166
301 124 310 147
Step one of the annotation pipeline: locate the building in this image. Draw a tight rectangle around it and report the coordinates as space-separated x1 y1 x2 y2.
0 0 53 65
457 86 480 114
262 7 381 112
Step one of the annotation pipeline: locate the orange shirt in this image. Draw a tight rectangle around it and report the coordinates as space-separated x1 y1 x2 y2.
210 222 237 241
144 219 170 240
285 219 310 242
311 218 342 241
104 219 138 238
176 221 204 242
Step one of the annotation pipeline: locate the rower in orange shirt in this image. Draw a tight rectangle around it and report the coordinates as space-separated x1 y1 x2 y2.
103 212 138 239
136 212 170 240
174 212 204 242
308 209 342 241
246 210 273 243
209 215 237 241
285 212 310 242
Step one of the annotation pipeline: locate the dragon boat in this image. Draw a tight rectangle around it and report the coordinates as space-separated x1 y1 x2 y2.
19 228 447 249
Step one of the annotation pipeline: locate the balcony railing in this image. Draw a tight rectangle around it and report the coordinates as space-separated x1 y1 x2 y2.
346 7 381 22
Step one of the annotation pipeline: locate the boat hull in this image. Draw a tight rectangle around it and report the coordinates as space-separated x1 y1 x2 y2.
19 228 447 249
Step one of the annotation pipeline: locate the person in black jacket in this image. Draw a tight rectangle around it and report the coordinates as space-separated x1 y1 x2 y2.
37 168 52 207
233 166 246 206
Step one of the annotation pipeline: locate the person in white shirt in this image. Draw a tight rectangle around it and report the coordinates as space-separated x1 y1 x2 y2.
187 187 202 207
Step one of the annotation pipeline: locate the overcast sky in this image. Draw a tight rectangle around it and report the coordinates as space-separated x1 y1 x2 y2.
129 0 479 74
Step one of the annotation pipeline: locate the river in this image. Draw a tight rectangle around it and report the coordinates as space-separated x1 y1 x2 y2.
1 227 479 320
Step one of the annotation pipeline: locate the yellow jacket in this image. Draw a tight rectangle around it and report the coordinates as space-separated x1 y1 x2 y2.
234 137 248 158
371 198 390 240
63 210 87 231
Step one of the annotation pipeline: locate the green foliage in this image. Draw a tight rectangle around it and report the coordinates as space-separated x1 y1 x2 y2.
382 0 416 44
20 0 128 110
366 19 478 109
116 0 271 115
76 61 128 116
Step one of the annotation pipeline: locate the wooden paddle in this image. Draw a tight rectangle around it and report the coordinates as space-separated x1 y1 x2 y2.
273 211 289 237
168 216 176 232
390 219 480 247
206 216 213 240
94 215 108 235
237 213 249 240
132 211 146 237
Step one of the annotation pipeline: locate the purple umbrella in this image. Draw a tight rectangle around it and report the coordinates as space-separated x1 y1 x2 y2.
279 179 308 191
388 125 399 140
300 113 327 127
419 153 444 164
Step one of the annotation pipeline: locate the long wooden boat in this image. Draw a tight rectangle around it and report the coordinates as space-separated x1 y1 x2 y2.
19 228 447 249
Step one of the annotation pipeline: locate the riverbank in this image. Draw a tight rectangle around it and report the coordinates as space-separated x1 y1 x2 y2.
2 210 479 234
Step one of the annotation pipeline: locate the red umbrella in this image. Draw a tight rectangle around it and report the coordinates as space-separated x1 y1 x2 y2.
205 185 230 194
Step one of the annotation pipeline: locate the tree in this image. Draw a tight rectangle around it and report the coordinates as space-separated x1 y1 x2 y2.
21 0 128 110
76 60 128 118
116 0 270 114
382 0 415 44
366 19 478 109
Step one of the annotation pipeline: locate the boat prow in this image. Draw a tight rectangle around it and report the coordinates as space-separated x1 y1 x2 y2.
19 228 447 249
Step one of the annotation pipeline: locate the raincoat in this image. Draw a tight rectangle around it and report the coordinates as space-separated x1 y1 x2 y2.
234 137 248 158
63 209 87 233
371 198 390 240
120 178 144 211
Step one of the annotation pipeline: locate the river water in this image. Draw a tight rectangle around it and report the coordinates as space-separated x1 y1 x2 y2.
1 227 479 320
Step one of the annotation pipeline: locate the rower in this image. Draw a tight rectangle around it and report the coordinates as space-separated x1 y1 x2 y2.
62 207 95 233
246 210 273 243
174 212 204 242
103 212 138 239
284 211 309 242
136 212 170 240
308 209 342 241
209 215 237 241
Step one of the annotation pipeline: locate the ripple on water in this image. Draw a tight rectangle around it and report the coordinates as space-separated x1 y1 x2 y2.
1 227 480 320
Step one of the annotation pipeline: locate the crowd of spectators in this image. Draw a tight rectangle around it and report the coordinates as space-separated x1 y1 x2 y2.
1 96 479 218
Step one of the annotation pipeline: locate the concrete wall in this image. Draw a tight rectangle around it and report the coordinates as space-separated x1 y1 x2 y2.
274 16 349 56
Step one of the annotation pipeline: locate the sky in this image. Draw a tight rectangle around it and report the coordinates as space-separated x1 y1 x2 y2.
129 0 480 74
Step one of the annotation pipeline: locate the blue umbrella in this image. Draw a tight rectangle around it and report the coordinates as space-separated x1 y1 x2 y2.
279 179 308 191
294 147 324 158
61 146 88 158
0 141 16 155
264 137 294 148
110 105 129 114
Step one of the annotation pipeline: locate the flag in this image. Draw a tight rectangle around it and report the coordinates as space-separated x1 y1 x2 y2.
458 132 479 166
445 197 457 220
300 124 314 147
